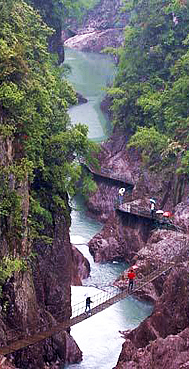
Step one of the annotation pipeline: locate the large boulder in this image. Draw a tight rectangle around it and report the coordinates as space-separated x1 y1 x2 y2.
64 28 124 53
71 245 90 285
116 328 189 369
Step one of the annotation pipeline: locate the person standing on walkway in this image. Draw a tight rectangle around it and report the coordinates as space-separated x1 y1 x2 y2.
127 269 136 293
150 202 155 218
150 198 156 218
118 188 125 205
85 296 93 314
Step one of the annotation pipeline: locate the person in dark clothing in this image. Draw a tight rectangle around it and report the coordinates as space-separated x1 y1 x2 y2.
127 269 136 293
85 296 93 314
150 202 155 218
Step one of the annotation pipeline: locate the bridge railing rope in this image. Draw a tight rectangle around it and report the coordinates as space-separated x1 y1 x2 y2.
71 286 119 318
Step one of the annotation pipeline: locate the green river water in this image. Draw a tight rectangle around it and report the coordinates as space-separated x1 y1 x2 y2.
65 47 153 369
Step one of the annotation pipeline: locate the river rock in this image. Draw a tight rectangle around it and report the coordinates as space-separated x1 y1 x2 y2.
88 210 149 263
116 327 189 369
71 245 90 285
76 92 88 105
64 28 124 53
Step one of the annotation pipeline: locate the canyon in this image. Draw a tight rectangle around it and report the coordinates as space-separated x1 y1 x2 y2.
62 1 189 367
1 1 189 368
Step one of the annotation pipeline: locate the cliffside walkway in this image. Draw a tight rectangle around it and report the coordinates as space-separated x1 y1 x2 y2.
117 203 185 233
82 161 184 233
0 262 174 356
81 161 134 188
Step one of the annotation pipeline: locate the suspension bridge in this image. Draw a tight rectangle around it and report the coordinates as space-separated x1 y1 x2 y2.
0 261 174 356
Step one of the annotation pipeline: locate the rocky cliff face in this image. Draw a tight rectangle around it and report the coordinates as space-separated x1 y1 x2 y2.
0 134 89 368
64 0 129 52
86 127 189 264
84 127 189 367
115 265 189 369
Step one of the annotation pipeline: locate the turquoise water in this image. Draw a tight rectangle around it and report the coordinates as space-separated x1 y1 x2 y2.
68 194 153 369
65 49 153 369
65 47 115 141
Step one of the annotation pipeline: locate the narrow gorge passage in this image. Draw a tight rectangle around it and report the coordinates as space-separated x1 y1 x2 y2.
65 48 153 369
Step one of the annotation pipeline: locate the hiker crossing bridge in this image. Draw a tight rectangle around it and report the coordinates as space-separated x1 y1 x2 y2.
0 261 174 356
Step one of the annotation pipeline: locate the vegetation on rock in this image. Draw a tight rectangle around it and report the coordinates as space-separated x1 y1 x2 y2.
108 0 189 175
26 0 101 31
0 0 97 284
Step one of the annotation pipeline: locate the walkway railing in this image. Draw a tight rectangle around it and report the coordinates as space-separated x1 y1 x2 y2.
0 261 176 356
80 160 134 187
81 159 184 233
117 203 185 233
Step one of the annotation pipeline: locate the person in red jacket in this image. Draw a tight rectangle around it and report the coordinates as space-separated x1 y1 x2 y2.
127 269 136 293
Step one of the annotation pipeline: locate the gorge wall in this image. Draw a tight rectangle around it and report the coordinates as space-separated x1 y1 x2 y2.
84 129 189 367
0 138 89 368
64 0 129 52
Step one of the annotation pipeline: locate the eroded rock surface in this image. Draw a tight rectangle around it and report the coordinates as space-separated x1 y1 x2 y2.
115 266 189 369
64 0 128 52
64 28 124 52
116 327 189 369
88 210 151 263
71 245 90 285
85 127 189 368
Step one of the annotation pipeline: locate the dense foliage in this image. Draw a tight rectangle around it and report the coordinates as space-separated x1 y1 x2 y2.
0 0 97 267
108 0 189 174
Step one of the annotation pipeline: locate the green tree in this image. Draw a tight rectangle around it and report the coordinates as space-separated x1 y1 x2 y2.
128 126 168 166
109 0 189 128
0 0 97 253
26 0 101 33
108 0 189 175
